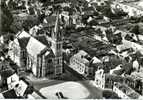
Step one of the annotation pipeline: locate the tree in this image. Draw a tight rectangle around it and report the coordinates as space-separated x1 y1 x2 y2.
22 19 38 32
130 25 140 42
10 19 23 33
38 13 45 24
0 2 14 34
88 19 98 26
130 25 140 35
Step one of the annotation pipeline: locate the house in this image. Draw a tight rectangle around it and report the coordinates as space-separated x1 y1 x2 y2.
0 69 15 88
1 80 30 98
113 82 143 99
7 73 19 90
94 69 105 89
69 50 102 77
0 89 18 99
8 31 30 71
60 10 73 27
131 71 143 95
0 36 4 44
111 1 143 17
14 80 28 97
6 73 32 97
69 50 89 75
109 64 123 75
29 25 41 36
90 0 109 6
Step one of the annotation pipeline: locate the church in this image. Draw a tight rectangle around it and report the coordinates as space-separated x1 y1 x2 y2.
8 12 63 78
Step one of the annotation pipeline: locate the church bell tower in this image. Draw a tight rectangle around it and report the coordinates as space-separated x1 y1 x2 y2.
51 11 63 75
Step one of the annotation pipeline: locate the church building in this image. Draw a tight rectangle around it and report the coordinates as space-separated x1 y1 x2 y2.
8 12 63 78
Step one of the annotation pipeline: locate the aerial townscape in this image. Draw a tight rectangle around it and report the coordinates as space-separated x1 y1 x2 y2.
0 0 143 99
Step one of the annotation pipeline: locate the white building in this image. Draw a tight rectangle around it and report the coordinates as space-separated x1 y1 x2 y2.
70 50 102 76
7 73 28 97
111 1 143 17
70 50 89 75
90 0 109 6
8 30 31 68
7 73 19 90
113 82 143 99
94 69 105 89
14 80 28 97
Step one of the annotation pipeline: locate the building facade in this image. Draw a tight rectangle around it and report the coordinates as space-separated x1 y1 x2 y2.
8 31 30 71
70 50 89 75
111 1 143 17
94 69 105 89
113 82 143 99
70 50 102 76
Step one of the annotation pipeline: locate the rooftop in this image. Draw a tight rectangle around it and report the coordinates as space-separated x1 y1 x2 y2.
34 35 50 47
115 0 143 11
73 50 90 64
114 82 142 99
26 37 47 57
18 37 30 49
2 89 18 99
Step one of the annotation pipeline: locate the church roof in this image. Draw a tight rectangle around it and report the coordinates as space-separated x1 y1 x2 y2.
26 37 47 57
18 37 30 49
16 30 31 39
34 35 50 47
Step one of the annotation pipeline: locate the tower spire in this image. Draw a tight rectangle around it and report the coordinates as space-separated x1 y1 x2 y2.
54 11 60 34
51 11 63 76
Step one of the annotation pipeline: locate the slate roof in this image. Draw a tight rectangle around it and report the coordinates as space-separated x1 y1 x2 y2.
2 89 18 99
35 35 50 47
18 37 30 49
0 69 15 79
114 82 141 99
16 30 31 39
26 37 47 57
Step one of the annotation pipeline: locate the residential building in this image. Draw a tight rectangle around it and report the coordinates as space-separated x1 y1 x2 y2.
14 80 28 97
111 1 143 17
105 74 143 95
90 0 109 6
70 50 102 76
94 69 105 89
60 10 70 26
0 89 18 99
6 73 32 97
131 71 143 95
113 82 143 99
70 50 88 75
7 73 19 90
